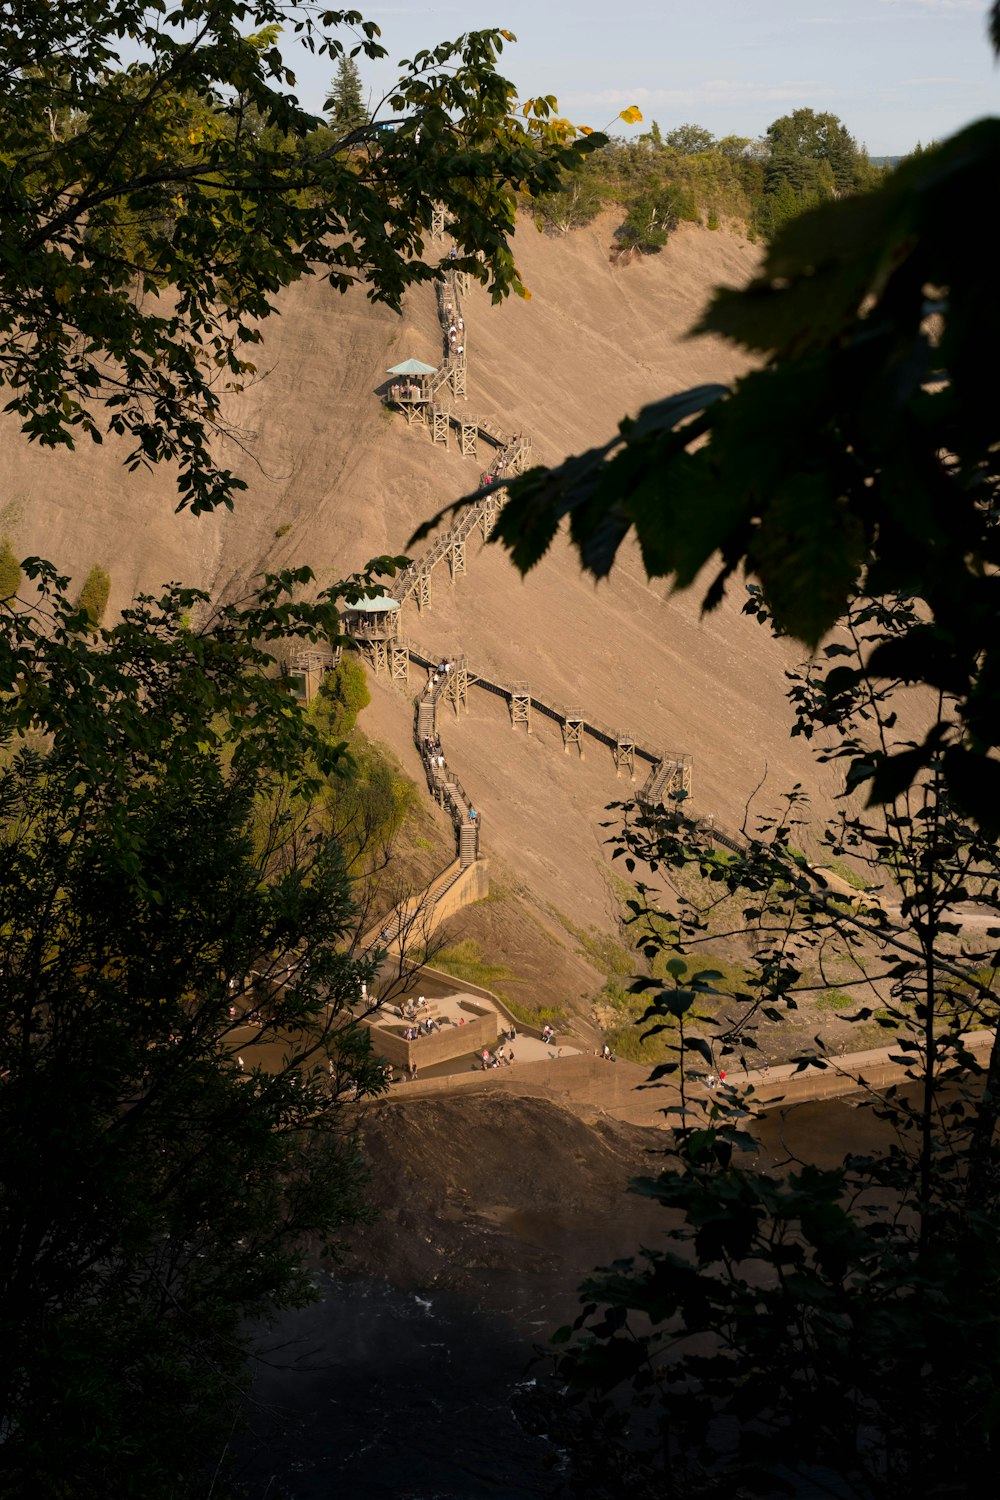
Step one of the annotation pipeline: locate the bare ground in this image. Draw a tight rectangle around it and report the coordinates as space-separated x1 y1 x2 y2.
2 214 865 1039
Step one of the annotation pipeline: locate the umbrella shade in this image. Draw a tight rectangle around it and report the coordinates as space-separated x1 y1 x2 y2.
386 358 438 376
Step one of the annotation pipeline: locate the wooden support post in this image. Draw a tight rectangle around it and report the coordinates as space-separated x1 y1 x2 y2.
368 638 387 677
479 495 499 540
450 359 467 400
563 712 585 756
460 421 477 459
444 657 469 715
431 407 449 448
510 682 531 734
456 271 471 296
614 732 636 780
431 203 446 238
449 536 466 579
390 642 409 685
416 569 432 612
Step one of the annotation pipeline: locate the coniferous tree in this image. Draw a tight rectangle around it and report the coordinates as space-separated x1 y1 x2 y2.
327 54 368 135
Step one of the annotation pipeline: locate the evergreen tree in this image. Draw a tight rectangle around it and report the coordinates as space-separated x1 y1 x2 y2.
327 54 368 135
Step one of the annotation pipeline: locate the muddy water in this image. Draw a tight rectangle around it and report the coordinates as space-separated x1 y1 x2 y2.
234 1278 559 1499
233 1091 895 1498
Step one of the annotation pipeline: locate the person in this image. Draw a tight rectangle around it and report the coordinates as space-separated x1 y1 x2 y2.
719 1069 727 1084
602 1043 611 1060
706 1073 717 1089
448 245 457 259
469 808 477 822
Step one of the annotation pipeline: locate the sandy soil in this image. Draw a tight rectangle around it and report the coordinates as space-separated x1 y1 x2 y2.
1 213 848 1018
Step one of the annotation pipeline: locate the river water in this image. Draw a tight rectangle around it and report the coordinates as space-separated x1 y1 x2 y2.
234 1275 561 1498
232 1090 894 1498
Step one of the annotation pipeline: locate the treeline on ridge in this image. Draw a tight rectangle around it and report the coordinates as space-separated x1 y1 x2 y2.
527 108 888 250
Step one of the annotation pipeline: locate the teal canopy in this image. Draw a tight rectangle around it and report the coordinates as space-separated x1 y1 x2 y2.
348 595 399 613
386 358 438 376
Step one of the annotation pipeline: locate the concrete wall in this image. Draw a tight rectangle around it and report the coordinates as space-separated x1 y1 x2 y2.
726 1028 996 1107
359 857 490 954
378 1030 999 1128
434 858 490 921
366 999 499 1072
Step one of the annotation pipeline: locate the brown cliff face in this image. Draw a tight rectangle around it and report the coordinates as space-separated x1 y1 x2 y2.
1 215 839 1013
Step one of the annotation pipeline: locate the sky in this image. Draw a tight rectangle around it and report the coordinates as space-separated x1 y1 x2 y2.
289 0 999 156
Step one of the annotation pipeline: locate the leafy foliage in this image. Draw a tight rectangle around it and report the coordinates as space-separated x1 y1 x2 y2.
0 559 402 1495
0 536 20 604
76 561 111 625
534 584 1000 1497
0 3 604 515
316 652 372 739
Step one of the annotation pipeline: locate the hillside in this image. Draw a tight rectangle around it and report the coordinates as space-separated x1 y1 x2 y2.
1 213 843 1016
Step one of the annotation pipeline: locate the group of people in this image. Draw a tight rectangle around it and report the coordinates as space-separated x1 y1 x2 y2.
597 1043 618 1063
403 1015 440 1041
541 1023 557 1046
443 296 465 361
479 1047 513 1070
423 732 445 774
481 437 521 489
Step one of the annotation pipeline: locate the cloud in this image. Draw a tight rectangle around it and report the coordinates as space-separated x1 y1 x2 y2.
580 80 840 109
878 0 981 10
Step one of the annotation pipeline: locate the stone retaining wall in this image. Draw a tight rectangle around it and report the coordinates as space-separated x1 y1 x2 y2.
367 999 499 1072
380 1030 998 1128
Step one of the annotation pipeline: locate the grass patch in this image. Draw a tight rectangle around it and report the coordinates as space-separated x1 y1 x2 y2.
428 940 568 1027
815 989 854 1012
827 859 871 892
427 939 517 998
506 997 569 1028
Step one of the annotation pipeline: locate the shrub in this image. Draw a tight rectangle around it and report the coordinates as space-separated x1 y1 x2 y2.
77 564 111 626
0 536 21 604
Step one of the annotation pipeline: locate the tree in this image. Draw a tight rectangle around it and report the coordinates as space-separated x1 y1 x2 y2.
766 106 862 189
0 3 603 516
662 123 715 155
327 53 369 134
318 653 372 739
0 559 398 1495
618 183 697 255
532 583 1000 1497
